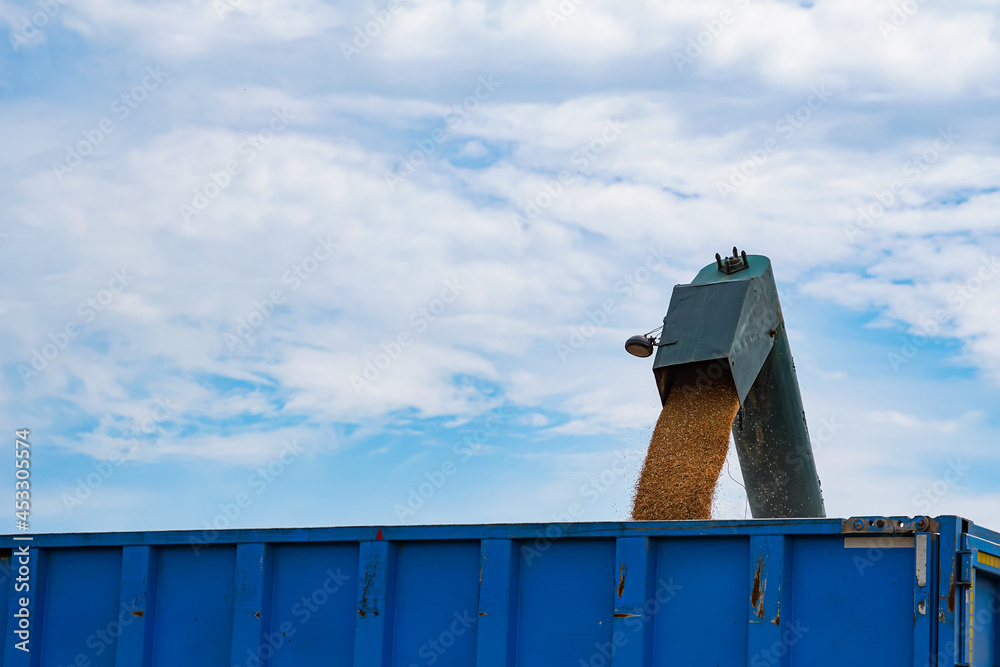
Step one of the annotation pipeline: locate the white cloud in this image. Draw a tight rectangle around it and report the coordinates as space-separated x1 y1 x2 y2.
8 86 1000 433
7 0 1000 531
457 139 488 158
868 409 983 434
57 0 343 55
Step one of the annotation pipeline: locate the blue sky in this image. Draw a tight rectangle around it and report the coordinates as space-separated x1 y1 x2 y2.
1 0 1000 534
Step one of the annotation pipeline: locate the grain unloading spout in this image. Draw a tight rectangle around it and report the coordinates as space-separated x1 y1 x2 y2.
627 248 826 519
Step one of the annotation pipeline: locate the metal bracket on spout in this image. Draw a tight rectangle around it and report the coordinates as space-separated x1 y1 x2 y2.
716 247 749 275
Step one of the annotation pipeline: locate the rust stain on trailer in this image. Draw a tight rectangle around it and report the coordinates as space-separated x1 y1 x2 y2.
947 570 956 613
359 558 379 619
751 557 766 619
131 610 143 617
613 613 641 618
772 581 782 625
617 564 627 598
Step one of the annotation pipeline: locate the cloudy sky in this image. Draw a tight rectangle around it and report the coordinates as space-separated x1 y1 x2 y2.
2 0 999 535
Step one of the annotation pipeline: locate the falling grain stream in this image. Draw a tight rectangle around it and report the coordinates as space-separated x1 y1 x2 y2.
632 364 740 520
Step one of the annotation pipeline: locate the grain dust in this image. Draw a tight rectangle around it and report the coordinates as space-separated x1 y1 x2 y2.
631 364 740 520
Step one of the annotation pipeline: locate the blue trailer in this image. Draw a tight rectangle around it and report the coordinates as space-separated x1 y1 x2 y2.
0 514 997 666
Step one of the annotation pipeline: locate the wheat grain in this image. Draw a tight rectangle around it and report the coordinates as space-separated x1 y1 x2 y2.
631 364 740 520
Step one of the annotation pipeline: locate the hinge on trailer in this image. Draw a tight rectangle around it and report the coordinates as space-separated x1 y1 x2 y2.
956 550 973 586
842 515 938 534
